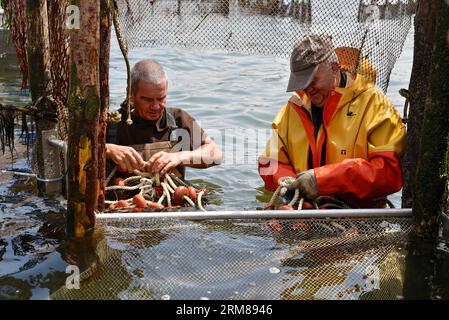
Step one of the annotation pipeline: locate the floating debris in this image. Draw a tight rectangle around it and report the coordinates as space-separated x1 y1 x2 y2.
380 221 402 233
269 267 280 274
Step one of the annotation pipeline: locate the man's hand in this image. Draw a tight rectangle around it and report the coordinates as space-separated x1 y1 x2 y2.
106 143 145 173
146 151 183 175
288 169 319 200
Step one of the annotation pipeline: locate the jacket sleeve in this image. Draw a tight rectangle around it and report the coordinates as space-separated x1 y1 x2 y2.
314 92 406 202
258 106 296 192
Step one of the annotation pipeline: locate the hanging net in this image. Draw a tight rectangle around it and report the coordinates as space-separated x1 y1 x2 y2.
115 0 416 92
52 215 411 300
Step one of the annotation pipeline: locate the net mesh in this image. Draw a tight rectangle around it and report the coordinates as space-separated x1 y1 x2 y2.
115 0 415 92
52 216 410 300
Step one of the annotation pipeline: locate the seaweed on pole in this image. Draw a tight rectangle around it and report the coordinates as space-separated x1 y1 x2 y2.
0 109 15 156
1 0 28 90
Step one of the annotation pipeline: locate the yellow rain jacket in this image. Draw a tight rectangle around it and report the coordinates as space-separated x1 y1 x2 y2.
258 73 406 208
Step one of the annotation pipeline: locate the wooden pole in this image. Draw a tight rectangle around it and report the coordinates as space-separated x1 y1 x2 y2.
67 0 101 238
97 0 112 211
401 0 437 209
25 0 62 196
383 0 447 300
412 0 449 239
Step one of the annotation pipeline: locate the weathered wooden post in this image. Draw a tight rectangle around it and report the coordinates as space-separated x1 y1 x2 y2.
402 1 437 209
25 0 62 196
67 0 101 238
394 0 449 300
97 0 112 211
411 0 449 239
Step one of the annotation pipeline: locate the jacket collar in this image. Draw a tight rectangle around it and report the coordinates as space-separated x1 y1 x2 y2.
334 74 374 107
289 74 374 123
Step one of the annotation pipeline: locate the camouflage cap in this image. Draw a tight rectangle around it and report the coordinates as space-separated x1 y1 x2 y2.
287 35 335 92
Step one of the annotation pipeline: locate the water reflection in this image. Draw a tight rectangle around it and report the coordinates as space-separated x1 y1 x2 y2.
403 236 449 300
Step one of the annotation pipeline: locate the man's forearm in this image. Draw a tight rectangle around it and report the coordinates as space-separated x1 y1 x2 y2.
314 153 403 200
179 143 222 169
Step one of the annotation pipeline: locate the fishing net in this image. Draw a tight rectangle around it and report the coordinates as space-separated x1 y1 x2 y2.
52 215 411 300
115 0 416 92
47 0 70 141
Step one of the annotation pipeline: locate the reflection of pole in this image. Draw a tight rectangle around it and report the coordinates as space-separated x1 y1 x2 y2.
268 0 278 15
25 0 62 196
357 0 364 22
403 238 434 299
404 231 449 299
67 0 101 238
299 0 311 24
219 0 230 16
300 1 306 22
306 0 311 24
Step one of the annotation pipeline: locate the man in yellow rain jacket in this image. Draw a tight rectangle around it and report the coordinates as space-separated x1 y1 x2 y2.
258 35 406 208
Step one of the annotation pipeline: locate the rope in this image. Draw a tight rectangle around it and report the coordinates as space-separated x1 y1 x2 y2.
108 111 122 124
162 181 174 194
184 195 196 208
111 0 133 126
161 182 172 207
105 166 118 186
165 173 178 191
133 170 153 178
169 173 188 187
399 88 410 124
157 193 166 204
288 189 300 207
197 191 205 211
123 175 147 184
297 198 304 211
104 170 206 211
265 176 352 210
266 176 296 209
105 179 147 191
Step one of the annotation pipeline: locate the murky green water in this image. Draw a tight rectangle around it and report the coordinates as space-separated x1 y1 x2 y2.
1 22 449 300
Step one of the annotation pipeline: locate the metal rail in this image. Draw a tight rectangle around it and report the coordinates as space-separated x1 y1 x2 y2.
96 208 413 220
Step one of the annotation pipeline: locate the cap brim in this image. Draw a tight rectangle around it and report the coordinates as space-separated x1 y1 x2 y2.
286 65 319 92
